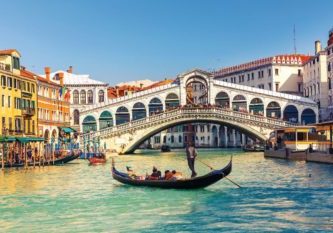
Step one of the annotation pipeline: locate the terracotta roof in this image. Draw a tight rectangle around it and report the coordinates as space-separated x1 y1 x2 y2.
0 49 21 56
142 79 174 90
214 54 312 77
21 69 61 87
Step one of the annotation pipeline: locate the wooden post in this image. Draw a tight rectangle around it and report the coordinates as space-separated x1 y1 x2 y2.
1 143 4 170
39 142 41 168
24 143 28 169
33 142 36 168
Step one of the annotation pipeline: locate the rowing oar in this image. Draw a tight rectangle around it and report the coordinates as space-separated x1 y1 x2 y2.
196 158 242 188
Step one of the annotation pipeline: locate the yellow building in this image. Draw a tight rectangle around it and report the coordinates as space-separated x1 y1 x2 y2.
0 49 38 137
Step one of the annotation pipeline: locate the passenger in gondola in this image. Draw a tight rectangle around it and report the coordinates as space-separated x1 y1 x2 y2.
170 170 183 180
147 166 161 180
164 170 173 180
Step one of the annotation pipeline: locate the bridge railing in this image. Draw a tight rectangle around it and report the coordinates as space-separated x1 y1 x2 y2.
80 106 297 141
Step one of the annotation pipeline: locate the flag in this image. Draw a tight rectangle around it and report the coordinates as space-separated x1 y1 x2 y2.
64 89 71 101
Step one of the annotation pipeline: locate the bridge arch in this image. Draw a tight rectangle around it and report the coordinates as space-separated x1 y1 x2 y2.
99 111 113 130
283 105 299 123
215 91 230 108
249 97 264 115
232 94 247 112
122 117 268 154
301 108 316 124
148 97 163 115
82 115 97 133
116 106 130 125
132 102 147 120
165 93 180 109
266 101 281 119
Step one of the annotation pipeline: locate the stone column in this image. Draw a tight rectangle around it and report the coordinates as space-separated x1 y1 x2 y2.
224 126 228 147
233 129 236 147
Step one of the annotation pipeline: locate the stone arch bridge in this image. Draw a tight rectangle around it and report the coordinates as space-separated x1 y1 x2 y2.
79 69 318 154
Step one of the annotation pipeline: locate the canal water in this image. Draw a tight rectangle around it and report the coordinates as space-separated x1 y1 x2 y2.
1 149 333 232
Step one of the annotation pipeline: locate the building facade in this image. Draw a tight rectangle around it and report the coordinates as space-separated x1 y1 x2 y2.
303 41 328 121
34 68 70 142
0 49 38 137
41 67 108 132
326 29 333 118
214 54 311 96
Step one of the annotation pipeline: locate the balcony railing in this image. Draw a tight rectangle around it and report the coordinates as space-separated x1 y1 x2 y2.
0 62 11 72
22 108 35 116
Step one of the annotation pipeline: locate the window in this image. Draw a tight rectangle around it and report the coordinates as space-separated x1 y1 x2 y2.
98 90 105 103
73 90 79 104
171 135 174 143
268 83 272 90
154 136 160 144
268 69 271 76
275 68 279 75
13 57 20 69
298 69 301 76
2 117 5 128
8 96 10 108
298 83 302 93
14 79 17 88
247 74 250 81
87 90 93 104
27 82 30 92
7 77 12 88
275 83 279 91
73 109 80 125
80 90 86 104
9 117 12 131
200 125 204 132
31 84 35 93
1 76 6 86
178 135 182 143
251 73 254 80
1 95 4 107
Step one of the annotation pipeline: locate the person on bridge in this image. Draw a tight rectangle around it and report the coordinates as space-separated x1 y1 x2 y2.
186 142 197 178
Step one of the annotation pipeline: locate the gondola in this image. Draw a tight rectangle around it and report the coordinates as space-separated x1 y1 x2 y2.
111 158 232 189
0 153 80 168
161 145 171 152
243 145 265 152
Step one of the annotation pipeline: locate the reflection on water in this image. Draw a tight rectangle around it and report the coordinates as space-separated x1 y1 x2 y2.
1 149 333 232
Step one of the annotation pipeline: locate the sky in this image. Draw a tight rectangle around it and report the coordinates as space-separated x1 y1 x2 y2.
1 0 333 85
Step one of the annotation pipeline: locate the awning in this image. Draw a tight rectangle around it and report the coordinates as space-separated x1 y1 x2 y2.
60 127 76 133
16 137 45 143
0 136 16 143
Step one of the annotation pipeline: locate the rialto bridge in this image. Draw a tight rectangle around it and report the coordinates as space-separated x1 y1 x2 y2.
79 69 318 154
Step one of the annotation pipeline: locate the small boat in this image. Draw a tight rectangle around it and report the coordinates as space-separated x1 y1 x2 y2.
88 156 107 165
243 145 265 152
111 158 232 189
0 152 80 168
161 145 171 152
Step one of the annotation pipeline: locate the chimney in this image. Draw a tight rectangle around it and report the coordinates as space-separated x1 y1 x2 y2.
140 83 143 89
59 72 64 86
45 67 51 81
67 66 73 73
315 40 321 54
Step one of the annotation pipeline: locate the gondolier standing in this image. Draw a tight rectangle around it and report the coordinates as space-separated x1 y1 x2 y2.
186 142 197 178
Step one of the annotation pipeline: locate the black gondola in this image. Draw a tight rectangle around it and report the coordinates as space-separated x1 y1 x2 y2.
161 145 171 152
111 158 232 189
0 153 80 168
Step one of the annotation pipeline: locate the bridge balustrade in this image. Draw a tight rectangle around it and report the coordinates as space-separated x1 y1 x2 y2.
80 106 297 145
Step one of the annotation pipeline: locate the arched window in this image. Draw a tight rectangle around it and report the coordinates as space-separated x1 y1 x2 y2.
87 90 93 104
171 135 174 143
82 115 97 133
266 102 281 118
215 91 230 108
99 111 113 130
178 135 182 143
165 93 180 109
249 98 264 115
132 102 146 120
73 90 79 104
283 105 299 123
149 98 163 115
115 106 130 125
301 108 316 124
163 135 166 143
80 90 86 104
98 90 105 103
73 109 80 125
232 95 247 112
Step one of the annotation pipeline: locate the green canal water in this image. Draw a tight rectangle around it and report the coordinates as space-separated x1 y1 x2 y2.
1 149 333 232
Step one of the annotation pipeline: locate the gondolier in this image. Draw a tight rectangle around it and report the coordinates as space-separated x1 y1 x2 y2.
186 142 197 178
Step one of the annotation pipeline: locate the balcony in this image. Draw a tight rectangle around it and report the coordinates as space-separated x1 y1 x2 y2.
0 62 11 72
22 108 35 116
